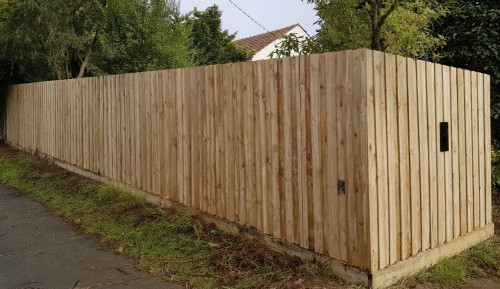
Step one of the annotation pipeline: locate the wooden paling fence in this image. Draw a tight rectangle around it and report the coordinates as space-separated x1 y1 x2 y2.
5 49 492 275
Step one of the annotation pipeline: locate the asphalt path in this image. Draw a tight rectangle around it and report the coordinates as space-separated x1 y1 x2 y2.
0 184 183 289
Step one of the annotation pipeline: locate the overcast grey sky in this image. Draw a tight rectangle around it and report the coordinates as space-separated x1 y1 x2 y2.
179 0 319 39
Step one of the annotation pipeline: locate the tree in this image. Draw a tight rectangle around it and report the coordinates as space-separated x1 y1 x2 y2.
0 0 193 83
188 5 252 66
363 0 397 50
0 0 9 81
0 0 103 82
310 0 370 52
272 0 445 60
434 0 500 147
97 0 193 74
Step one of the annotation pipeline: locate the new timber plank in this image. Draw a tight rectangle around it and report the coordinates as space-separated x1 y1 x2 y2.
177 68 185 203
206 66 215 212
282 57 295 243
134 73 141 191
464 70 473 233
199 67 208 210
252 61 264 231
152 72 161 195
345 51 358 264
233 63 243 224
309 53 324 254
457 69 467 236
426 62 438 249
435 64 446 245
158 71 166 196
188 68 197 207
396 56 411 261
385 53 398 265
128 74 136 188
270 59 281 238
103 77 109 178
407 58 422 256
182 68 192 206
265 59 273 233
325 53 340 260
443 66 453 242
319 53 328 255
336 52 348 262
417 60 430 252
471 72 479 230
297 55 309 248
374 51 389 268
244 62 257 228
111 75 118 182
258 60 270 235
477 73 485 228
168 70 178 202
485 75 492 224
353 50 370 270
140 73 148 191
290 57 301 245
366 50 379 271
118 74 125 183
450 68 460 238
224 64 235 220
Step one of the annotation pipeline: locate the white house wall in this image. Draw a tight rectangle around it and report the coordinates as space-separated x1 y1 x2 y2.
251 26 309 61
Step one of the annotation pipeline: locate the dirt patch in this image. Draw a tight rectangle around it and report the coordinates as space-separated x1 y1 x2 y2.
2 143 497 289
0 144 346 288
0 143 20 157
209 237 302 283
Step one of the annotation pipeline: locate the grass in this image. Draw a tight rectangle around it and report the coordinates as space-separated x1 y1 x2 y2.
414 238 500 287
0 147 340 289
0 154 213 281
1 146 499 289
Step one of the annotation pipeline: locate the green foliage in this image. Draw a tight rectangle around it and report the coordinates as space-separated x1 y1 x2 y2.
0 0 193 83
188 5 252 66
0 147 340 288
97 0 193 75
0 0 103 82
270 33 318 58
311 0 370 52
434 0 500 148
272 0 445 59
383 1 446 59
0 0 9 81
493 147 500 190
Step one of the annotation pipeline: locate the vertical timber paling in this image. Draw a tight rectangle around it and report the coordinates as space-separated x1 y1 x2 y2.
4 50 492 274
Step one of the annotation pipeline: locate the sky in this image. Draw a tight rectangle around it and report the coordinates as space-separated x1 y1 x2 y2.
179 0 319 39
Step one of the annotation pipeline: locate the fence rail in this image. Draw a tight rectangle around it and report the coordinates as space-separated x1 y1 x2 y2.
6 49 492 273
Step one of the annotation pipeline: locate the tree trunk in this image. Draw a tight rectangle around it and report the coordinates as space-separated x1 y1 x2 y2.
371 27 383 50
77 55 89 79
369 0 396 52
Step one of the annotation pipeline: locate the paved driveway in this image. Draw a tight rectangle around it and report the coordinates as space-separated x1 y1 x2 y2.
0 184 182 289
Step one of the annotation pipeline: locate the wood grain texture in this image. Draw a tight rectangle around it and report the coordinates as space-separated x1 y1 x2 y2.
4 50 491 274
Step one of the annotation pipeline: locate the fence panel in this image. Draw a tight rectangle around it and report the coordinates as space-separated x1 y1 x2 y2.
6 50 491 274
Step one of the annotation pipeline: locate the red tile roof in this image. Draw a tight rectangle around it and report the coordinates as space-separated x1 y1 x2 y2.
234 24 302 52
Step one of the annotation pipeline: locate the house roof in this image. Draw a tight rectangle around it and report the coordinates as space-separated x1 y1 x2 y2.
234 24 304 52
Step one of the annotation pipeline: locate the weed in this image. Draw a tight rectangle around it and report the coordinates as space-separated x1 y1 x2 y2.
416 238 500 287
0 147 339 289
493 147 500 190
417 257 468 286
